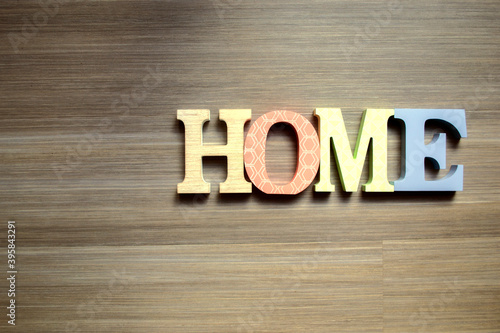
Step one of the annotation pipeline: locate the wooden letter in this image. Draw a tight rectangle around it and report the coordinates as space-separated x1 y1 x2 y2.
314 108 394 192
244 111 320 195
177 109 252 194
393 109 467 191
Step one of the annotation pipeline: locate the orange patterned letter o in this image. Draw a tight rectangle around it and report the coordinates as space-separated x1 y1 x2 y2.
244 111 320 195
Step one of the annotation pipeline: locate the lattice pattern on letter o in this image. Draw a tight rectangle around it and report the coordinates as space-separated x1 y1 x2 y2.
244 111 320 195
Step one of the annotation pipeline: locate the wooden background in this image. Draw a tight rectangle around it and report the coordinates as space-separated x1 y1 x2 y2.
1 0 499 332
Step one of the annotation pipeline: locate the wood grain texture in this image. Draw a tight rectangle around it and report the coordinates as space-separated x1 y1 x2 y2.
0 0 499 332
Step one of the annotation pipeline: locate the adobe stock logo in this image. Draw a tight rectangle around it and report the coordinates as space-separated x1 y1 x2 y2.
177 108 467 195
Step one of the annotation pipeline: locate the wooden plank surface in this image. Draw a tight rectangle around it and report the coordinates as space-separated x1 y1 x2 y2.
0 0 499 332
